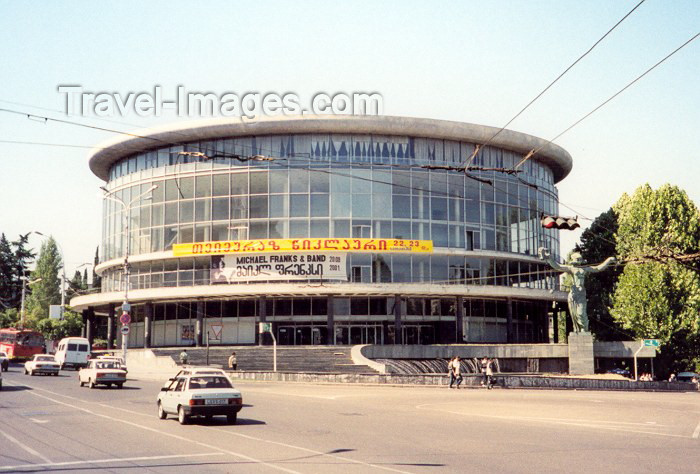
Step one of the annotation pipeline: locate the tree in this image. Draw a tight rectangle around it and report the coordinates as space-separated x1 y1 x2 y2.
66 270 87 301
11 233 36 307
610 184 700 375
574 208 625 340
0 234 14 310
0 308 20 328
35 310 83 342
25 236 62 320
92 246 102 291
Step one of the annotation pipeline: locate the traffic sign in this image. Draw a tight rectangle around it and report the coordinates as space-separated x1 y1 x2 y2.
120 312 131 325
259 322 271 334
120 325 130 335
643 339 660 347
210 324 223 341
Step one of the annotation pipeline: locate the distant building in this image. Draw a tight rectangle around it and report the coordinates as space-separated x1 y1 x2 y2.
71 115 571 347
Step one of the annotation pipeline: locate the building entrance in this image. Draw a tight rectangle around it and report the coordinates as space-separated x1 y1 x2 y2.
277 325 328 345
402 325 435 345
334 325 383 345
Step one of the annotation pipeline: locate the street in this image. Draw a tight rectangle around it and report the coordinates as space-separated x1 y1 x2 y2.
1 364 700 473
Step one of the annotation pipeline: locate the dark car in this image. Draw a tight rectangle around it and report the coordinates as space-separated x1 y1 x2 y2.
607 368 631 377
676 372 698 383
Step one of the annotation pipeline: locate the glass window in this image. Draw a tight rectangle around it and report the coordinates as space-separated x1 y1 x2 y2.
310 195 329 217
290 169 309 192
250 172 268 194
194 223 210 242
432 223 448 247
331 173 351 193
290 195 308 217
231 173 248 195
269 170 289 193
212 198 229 221
249 221 268 239
230 196 248 219
310 220 329 237
431 197 447 220
289 220 308 238
331 194 351 217
195 175 211 198
333 219 350 237
179 177 194 199
249 196 268 219
269 220 288 239
179 201 194 223
152 204 164 226
392 171 411 195
310 172 330 193
165 179 179 201
212 174 229 196
392 195 411 218
164 203 178 225
351 169 371 193
269 195 288 217
352 194 371 218
195 198 211 221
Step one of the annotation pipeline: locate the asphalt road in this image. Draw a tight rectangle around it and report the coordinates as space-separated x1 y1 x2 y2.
1 363 700 473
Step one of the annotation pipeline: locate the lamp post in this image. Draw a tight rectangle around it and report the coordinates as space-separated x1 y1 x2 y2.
19 275 42 328
31 231 68 317
101 184 158 362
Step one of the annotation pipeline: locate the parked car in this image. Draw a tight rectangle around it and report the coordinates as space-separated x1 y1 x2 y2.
24 354 60 376
157 374 243 425
55 337 91 370
676 372 698 383
78 359 127 389
0 351 9 371
607 367 631 377
0 365 3 389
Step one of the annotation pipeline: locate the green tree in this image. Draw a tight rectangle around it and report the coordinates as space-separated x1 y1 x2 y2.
65 270 87 301
35 310 83 342
574 208 625 340
25 236 62 320
11 233 36 307
0 308 20 328
92 246 101 291
611 184 700 375
0 234 14 310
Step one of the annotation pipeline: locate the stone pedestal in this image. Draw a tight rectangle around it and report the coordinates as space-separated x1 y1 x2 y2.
568 331 594 375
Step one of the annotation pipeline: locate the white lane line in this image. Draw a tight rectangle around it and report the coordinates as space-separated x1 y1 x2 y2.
102 404 414 474
692 419 700 439
415 404 688 439
0 452 222 471
29 418 49 424
5 381 301 474
0 431 52 464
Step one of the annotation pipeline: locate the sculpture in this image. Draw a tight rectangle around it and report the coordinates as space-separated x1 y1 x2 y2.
538 247 616 333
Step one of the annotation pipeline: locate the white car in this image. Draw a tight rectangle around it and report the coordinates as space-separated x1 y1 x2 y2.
24 355 60 376
79 359 127 389
157 374 243 425
97 355 127 373
0 351 8 372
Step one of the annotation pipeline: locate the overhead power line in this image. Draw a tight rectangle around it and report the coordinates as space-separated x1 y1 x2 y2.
465 0 647 166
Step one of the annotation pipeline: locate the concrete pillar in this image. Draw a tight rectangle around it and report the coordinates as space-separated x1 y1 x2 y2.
552 305 559 343
81 310 88 338
85 307 94 346
394 295 403 345
455 296 464 343
196 301 204 347
327 295 335 345
506 298 514 343
143 303 153 348
257 296 267 346
106 305 115 349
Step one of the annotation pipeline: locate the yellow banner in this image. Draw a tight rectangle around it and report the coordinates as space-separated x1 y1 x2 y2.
173 238 433 256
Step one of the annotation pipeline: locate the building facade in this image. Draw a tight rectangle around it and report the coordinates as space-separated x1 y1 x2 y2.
71 115 571 348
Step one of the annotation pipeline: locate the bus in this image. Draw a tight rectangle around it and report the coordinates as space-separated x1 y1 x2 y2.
0 328 45 360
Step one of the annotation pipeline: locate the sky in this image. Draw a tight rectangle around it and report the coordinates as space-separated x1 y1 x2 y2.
0 0 698 280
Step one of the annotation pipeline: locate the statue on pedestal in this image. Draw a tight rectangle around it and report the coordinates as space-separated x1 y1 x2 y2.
538 247 616 333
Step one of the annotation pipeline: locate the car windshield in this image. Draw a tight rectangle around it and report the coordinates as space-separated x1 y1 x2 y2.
188 376 232 389
36 356 55 361
96 361 119 369
0 352 6 357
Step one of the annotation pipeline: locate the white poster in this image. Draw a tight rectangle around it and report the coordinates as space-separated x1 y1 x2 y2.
211 253 347 283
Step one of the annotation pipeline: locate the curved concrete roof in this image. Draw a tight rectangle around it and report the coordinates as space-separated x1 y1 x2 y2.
88 115 573 183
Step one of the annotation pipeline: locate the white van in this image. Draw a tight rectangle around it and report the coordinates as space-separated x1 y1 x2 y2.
55 337 91 369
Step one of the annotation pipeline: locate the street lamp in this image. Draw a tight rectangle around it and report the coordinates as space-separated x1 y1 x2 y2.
19 275 42 328
101 184 158 362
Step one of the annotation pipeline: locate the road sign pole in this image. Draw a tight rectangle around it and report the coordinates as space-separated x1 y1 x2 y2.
634 341 644 381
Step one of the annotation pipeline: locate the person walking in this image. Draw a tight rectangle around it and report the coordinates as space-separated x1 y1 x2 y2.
447 357 456 388
480 357 488 386
179 349 189 365
453 356 463 389
228 351 237 370
485 358 494 389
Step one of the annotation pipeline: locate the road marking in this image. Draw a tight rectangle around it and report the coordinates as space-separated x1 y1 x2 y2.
692 419 700 439
29 418 49 424
5 381 301 474
0 452 222 471
415 404 689 439
0 431 52 464
100 404 413 474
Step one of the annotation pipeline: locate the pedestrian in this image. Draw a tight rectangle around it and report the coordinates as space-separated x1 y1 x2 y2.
453 356 463 389
668 373 676 382
228 351 237 370
447 357 456 388
480 357 488 386
179 349 188 365
485 358 494 389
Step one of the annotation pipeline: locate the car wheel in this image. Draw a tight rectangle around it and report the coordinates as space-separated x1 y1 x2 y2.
227 413 237 424
204 415 213 422
24 368 28 375
158 403 167 420
178 406 189 425
89 379 95 389
116 384 123 389
79 379 84 387
30 370 34 376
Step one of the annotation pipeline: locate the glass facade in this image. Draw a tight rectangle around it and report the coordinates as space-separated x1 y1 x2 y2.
92 129 566 346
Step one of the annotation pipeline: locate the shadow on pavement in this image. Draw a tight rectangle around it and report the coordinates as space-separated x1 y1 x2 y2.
0 385 32 391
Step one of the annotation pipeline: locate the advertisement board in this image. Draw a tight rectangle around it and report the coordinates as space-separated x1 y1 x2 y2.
211 252 347 283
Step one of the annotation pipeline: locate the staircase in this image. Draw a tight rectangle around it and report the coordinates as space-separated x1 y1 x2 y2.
152 346 377 374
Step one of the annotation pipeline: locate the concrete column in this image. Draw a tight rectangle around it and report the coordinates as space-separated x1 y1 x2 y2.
327 295 335 345
81 310 88 338
196 301 204 347
143 303 153 348
106 305 115 349
506 298 514 343
455 296 464 343
394 295 403 345
257 296 267 346
552 305 559 343
85 307 94 346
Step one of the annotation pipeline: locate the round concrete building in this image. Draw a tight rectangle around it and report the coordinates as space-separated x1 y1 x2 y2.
71 115 571 348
